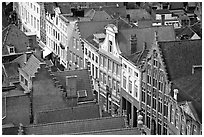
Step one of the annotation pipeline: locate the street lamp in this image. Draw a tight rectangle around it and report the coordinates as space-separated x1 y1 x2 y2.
137 110 146 135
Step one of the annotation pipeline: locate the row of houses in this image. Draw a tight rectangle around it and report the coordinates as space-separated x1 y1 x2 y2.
2 2 202 135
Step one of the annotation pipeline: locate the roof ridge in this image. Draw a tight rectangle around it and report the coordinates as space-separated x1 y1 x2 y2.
26 116 125 128
2 24 12 46
37 103 98 114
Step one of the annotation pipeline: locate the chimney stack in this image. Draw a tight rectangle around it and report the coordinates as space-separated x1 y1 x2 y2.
66 75 78 98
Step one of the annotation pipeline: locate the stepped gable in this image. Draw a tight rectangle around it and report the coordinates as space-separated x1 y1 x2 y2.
2 24 29 55
158 39 201 81
35 104 100 124
31 63 69 113
52 69 95 102
24 116 126 135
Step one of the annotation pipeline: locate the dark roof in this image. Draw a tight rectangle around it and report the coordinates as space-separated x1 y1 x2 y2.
56 2 72 14
3 62 19 80
102 6 127 18
21 54 42 77
2 4 10 30
53 69 95 102
117 25 175 56
126 9 152 21
84 9 112 21
75 127 141 135
77 20 112 39
36 104 100 124
2 24 29 55
158 39 202 81
190 22 202 38
155 9 171 14
44 2 56 14
169 2 185 10
24 116 126 135
2 126 18 135
2 94 30 126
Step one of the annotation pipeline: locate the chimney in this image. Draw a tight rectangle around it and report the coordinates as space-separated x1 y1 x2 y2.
173 89 178 100
192 65 202 74
66 75 78 98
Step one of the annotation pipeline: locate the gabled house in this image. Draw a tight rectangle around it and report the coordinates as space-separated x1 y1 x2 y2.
18 54 43 93
139 39 201 135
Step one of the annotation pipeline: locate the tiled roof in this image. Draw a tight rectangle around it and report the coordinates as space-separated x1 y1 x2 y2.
21 54 42 77
126 9 152 21
85 9 112 21
53 69 95 102
2 94 30 126
126 49 149 65
74 127 141 135
57 2 72 14
155 9 171 14
77 20 112 39
25 116 126 135
169 2 184 10
172 71 202 122
2 24 29 55
10 54 27 68
36 104 100 124
117 25 175 56
102 6 127 18
158 39 201 81
3 62 19 81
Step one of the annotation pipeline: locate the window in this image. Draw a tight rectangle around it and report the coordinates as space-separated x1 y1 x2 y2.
92 53 94 61
134 71 138 77
158 96 162 113
103 56 107 68
116 64 119 75
100 56 103 66
109 40 112 53
34 17 36 28
31 15 33 26
37 7 39 13
152 88 156 110
147 85 151 106
21 75 24 82
56 17 58 25
187 125 191 135
103 73 106 85
141 87 145 103
164 97 168 117
25 79 28 86
95 56 98 63
113 79 116 91
85 48 87 55
73 37 76 48
9 47 15 54
95 67 98 79
123 75 126 89
34 5 36 11
146 111 151 129
192 125 197 135
88 51 91 58
171 106 174 123
129 80 132 94
37 19 39 31
92 64 94 77
134 81 138 98
123 63 127 69
108 59 111 71
31 3 32 9
157 119 162 135
175 109 179 128
163 122 168 135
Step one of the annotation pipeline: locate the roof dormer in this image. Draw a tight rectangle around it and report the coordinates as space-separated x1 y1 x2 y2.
7 45 15 54
93 33 106 44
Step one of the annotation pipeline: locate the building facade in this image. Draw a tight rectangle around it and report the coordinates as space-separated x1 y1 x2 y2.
18 2 41 39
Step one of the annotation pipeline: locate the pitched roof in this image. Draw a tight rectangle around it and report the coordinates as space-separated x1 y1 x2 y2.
102 6 127 18
3 62 19 80
169 2 185 10
24 116 126 135
84 9 112 21
44 2 56 14
126 9 152 21
53 69 95 102
2 24 29 55
155 9 171 14
117 25 175 56
77 20 112 39
21 54 42 77
158 39 202 81
74 127 141 135
36 104 100 124
56 2 72 14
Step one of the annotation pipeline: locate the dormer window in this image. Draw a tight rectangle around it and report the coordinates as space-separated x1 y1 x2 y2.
7 45 15 54
93 33 105 44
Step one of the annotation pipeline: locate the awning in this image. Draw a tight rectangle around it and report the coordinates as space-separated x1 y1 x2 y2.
43 46 52 58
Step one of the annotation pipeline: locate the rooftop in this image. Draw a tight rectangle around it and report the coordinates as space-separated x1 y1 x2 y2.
24 116 126 135
2 24 29 55
35 104 100 124
53 69 95 102
158 39 202 81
